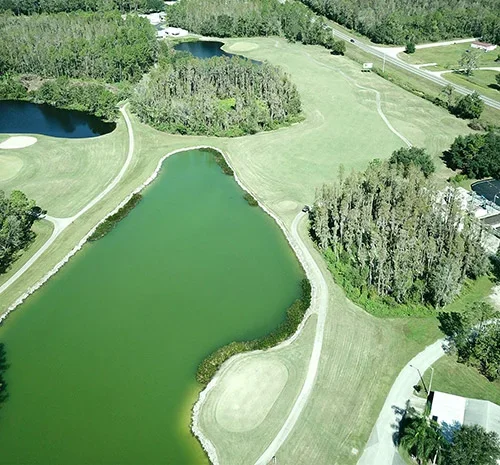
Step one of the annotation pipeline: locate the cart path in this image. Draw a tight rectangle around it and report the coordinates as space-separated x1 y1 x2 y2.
254 211 329 465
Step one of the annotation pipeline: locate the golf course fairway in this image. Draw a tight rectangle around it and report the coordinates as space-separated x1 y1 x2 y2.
0 148 303 464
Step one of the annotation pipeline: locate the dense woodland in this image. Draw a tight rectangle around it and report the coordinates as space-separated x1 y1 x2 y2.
311 159 488 314
166 0 344 49
131 52 302 136
298 0 500 45
0 0 163 14
0 190 42 274
0 12 158 83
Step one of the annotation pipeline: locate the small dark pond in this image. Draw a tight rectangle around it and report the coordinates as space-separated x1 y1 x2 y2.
0 100 116 138
174 40 261 64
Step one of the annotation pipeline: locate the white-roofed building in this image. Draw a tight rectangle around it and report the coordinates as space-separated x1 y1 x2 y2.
430 391 500 444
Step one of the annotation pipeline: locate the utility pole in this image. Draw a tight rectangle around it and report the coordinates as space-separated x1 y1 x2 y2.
410 364 428 396
428 366 434 396
382 52 386 73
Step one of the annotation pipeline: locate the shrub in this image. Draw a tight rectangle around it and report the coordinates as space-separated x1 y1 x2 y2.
405 42 416 54
452 92 484 120
88 194 142 241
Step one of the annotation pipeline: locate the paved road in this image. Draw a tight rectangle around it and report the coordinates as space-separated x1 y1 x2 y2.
0 105 135 303
326 24 500 111
356 339 446 465
254 211 329 465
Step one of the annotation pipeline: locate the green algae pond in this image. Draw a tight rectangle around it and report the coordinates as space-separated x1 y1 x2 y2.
0 148 303 464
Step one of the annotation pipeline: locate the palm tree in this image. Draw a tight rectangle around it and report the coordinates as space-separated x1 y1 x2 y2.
400 409 445 464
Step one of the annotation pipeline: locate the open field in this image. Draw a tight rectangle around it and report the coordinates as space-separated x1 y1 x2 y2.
420 356 500 405
444 70 500 102
221 37 472 222
399 43 500 71
0 36 490 465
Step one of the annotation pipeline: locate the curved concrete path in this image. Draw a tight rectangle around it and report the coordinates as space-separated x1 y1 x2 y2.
357 339 446 465
253 211 329 465
0 105 134 298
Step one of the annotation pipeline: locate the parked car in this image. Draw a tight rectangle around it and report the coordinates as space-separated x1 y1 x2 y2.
302 205 310 213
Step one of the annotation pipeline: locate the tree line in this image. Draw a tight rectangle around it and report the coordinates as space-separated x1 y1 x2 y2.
297 0 500 45
0 0 163 15
0 190 43 274
311 156 488 314
0 74 120 121
166 0 346 51
0 11 158 83
131 51 302 136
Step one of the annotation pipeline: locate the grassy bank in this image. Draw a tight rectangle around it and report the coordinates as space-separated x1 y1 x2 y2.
419 355 500 405
445 70 500 102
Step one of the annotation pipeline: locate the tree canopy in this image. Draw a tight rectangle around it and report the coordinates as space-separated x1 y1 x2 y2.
166 0 344 49
0 0 163 14
0 190 42 274
0 11 158 83
131 52 302 136
400 409 500 465
448 424 500 465
439 301 500 381
444 130 500 179
389 146 435 177
452 92 485 120
311 160 488 312
297 0 500 45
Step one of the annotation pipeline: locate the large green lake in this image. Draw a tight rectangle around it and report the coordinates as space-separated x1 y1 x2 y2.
0 149 303 464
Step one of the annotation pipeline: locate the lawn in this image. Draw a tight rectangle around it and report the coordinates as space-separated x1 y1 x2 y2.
444 70 500 102
0 35 488 465
0 121 129 218
399 43 500 71
421 356 500 406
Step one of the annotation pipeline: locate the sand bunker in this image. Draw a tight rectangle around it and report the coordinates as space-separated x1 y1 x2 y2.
0 136 37 149
228 42 259 53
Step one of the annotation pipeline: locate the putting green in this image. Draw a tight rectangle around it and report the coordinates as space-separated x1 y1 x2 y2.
227 42 259 52
0 155 24 182
215 357 289 433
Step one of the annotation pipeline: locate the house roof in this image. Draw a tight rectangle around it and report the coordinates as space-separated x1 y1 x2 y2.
431 391 500 438
472 41 495 47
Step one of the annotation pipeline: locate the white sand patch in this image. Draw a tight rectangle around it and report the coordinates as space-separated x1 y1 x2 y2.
0 136 37 149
